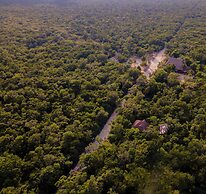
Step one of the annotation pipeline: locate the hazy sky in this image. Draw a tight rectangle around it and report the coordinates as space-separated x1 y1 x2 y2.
0 0 197 6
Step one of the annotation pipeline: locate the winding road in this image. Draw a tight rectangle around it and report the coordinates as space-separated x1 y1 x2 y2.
70 1 200 173
70 49 167 174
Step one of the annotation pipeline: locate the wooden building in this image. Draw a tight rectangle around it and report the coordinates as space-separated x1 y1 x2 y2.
132 120 149 131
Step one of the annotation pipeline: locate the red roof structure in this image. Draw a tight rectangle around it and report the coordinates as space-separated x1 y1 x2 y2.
132 120 149 131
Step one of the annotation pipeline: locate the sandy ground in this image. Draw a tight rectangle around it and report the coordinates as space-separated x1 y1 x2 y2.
131 49 166 79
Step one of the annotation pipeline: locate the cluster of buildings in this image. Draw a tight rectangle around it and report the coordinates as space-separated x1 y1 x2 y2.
132 119 169 135
130 56 190 135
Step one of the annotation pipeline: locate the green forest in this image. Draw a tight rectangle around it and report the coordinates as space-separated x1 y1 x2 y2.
0 0 206 193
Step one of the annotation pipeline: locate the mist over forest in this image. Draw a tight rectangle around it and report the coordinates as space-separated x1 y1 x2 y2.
0 0 197 6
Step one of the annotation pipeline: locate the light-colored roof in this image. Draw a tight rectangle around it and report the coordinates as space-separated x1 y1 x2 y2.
159 124 169 135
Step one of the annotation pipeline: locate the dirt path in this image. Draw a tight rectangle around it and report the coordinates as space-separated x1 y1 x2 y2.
70 2 200 174
71 50 167 174
71 110 119 173
131 49 166 79
131 57 142 68
145 49 167 78
97 110 119 141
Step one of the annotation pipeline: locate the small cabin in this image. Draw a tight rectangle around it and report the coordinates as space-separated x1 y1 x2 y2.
159 124 169 135
132 120 149 131
166 57 188 73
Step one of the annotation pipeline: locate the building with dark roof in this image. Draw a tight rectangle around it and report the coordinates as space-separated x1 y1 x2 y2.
132 120 149 131
166 57 188 73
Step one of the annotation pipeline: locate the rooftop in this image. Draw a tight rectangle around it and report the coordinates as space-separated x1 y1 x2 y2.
132 120 149 131
167 57 185 72
159 124 169 135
